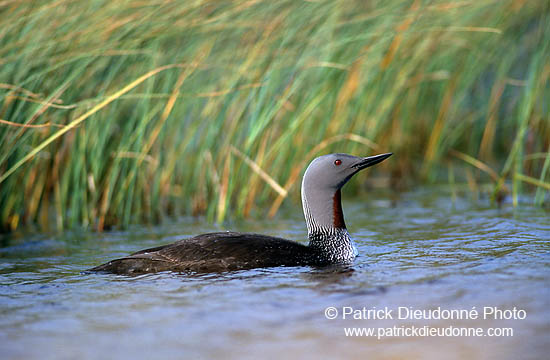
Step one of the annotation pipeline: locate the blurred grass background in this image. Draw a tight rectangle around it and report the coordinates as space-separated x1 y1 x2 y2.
0 0 549 233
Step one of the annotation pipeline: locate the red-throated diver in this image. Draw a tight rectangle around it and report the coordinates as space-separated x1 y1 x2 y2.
88 152 392 274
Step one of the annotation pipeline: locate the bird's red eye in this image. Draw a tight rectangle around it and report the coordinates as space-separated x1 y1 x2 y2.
334 159 342 166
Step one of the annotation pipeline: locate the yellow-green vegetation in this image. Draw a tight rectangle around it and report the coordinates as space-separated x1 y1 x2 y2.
0 0 549 232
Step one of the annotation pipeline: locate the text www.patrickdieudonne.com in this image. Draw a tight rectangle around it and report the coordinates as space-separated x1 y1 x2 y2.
343 325 513 339
324 306 525 339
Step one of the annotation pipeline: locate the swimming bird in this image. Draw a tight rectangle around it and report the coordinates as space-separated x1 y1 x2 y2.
88 152 392 274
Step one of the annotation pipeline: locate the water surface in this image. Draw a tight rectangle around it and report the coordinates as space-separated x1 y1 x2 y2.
1 188 549 359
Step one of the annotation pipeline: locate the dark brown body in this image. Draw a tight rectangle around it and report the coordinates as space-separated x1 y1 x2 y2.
88 232 325 274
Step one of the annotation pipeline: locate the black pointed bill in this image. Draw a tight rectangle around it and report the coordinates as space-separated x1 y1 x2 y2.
351 153 393 171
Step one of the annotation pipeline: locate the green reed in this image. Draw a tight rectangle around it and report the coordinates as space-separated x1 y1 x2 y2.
0 0 548 232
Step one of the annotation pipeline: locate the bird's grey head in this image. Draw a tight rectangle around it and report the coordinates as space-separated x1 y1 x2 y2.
301 152 392 235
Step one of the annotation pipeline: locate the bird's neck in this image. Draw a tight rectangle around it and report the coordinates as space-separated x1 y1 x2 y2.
301 188 357 262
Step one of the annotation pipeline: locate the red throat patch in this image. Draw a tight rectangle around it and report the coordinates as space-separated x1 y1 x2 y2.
332 189 346 229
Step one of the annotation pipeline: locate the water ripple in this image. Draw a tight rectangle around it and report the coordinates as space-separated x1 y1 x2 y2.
0 190 549 359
